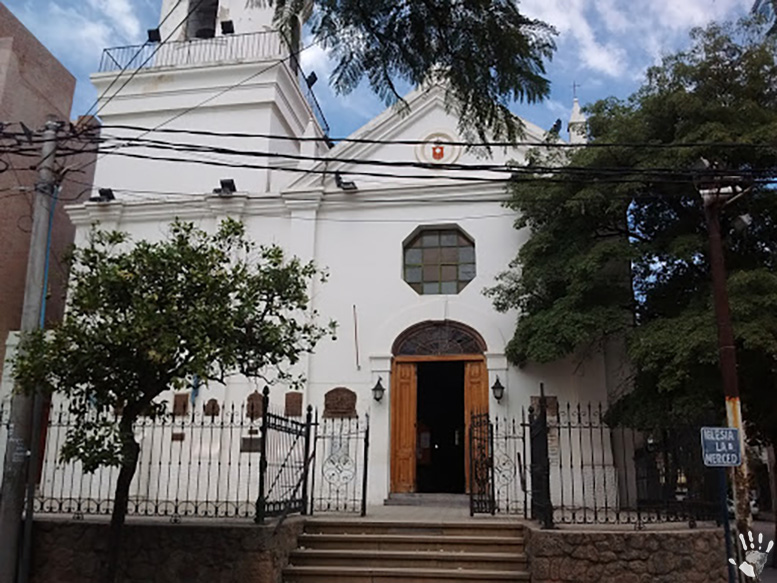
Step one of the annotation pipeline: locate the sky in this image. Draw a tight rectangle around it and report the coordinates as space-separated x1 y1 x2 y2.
3 0 755 139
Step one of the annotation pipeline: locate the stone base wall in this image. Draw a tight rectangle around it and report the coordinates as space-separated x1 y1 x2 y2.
526 525 728 583
31 517 305 583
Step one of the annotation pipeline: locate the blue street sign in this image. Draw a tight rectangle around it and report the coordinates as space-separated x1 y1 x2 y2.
701 427 742 467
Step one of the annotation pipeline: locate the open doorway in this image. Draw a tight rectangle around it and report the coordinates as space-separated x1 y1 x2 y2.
416 361 465 493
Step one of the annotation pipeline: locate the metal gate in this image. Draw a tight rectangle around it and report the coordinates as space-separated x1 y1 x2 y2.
255 388 312 523
468 412 495 515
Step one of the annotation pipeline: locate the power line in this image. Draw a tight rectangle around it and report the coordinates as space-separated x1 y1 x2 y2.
58 131 777 179
68 36 323 178
81 0 188 120
90 0 208 121
92 123 777 151
54 145 777 186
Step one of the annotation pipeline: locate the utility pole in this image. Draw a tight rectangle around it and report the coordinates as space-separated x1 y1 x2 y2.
700 183 752 538
0 118 59 583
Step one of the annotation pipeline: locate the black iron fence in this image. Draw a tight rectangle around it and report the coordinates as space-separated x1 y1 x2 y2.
15 389 366 522
310 415 370 516
98 32 285 73
255 388 312 523
98 32 329 135
472 394 721 527
469 412 495 515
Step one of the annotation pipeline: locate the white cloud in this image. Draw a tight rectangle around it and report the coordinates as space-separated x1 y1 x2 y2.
299 42 333 77
544 99 571 117
11 2 113 63
86 0 144 43
520 0 750 79
521 0 626 75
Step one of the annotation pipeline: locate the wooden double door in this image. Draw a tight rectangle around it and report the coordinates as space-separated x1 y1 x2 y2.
390 355 488 493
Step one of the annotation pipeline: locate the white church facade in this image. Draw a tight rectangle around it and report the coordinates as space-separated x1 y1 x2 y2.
1 0 629 511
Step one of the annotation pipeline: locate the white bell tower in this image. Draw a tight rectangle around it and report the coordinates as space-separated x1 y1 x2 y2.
158 0 309 41
89 0 324 199
568 98 587 145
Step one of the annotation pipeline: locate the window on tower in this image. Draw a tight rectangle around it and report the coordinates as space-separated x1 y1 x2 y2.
403 227 476 295
187 0 219 40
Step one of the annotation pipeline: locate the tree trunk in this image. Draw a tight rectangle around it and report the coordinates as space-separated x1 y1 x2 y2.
103 418 140 583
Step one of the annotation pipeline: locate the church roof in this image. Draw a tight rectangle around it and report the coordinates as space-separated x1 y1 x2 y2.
283 83 551 194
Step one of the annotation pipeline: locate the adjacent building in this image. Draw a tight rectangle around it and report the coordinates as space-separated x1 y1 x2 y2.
0 4 95 385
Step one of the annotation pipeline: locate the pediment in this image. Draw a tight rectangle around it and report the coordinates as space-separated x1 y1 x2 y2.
282 84 551 196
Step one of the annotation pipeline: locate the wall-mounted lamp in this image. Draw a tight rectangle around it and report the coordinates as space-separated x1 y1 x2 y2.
213 178 237 195
372 377 386 402
90 188 115 203
220 20 235 35
491 376 505 402
335 172 357 192
147 28 161 43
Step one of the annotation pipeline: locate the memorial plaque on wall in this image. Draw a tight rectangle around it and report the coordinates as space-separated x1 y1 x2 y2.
323 387 357 418
203 398 220 417
246 391 264 420
285 391 303 417
173 393 190 417
240 436 263 453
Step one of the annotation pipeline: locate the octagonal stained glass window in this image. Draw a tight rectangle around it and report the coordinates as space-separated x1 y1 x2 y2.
403 227 476 295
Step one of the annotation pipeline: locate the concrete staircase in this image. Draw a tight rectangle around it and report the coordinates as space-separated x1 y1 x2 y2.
282 519 529 583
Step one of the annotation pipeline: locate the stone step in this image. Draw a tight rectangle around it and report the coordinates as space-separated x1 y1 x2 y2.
295 533 525 553
385 494 469 507
287 549 528 571
303 519 524 538
282 566 529 583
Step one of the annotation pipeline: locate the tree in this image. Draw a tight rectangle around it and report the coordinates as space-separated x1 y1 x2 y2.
487 18 777 439
12 218 335 583
274 0 557 143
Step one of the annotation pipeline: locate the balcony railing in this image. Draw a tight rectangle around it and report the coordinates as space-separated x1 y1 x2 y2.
98 31 329 135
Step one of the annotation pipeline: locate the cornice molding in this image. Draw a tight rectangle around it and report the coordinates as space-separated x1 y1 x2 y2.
66 182 510 226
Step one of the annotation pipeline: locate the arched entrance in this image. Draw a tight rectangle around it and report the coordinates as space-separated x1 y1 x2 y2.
390 321 488 494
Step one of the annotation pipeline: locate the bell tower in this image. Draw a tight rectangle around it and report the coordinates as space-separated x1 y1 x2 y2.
568 98 587 145
158 0 306 41
89 0 324 199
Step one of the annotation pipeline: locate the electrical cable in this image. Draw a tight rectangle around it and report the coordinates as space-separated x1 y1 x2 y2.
66 36 324 177
81 0 188 120
90 0 209 121
92 123 777 151
55 145 777 186
55 135 777 180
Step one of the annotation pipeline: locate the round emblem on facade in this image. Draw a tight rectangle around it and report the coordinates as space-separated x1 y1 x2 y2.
416 132 461 165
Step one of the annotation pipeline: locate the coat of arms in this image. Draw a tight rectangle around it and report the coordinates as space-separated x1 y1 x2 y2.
432 145 444 160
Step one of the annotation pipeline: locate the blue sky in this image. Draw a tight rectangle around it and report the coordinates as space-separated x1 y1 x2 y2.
4 0 754 139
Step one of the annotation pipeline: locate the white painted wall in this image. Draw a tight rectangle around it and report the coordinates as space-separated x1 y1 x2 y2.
0 8 620 510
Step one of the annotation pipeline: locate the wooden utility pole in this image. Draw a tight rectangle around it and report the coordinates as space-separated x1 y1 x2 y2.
0 118 59 583
701 186 752 538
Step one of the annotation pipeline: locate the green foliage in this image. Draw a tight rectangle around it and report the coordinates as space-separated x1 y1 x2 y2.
273 0 556 143
13 219 336 471
487 18 777 437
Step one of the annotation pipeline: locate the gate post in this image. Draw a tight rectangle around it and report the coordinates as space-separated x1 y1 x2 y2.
301 404 313 515
361 415 370 517
488 418 496 516
254 386 270 524
530 383 554 529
